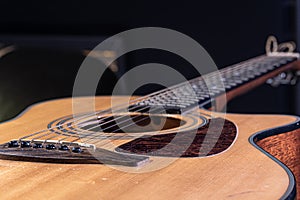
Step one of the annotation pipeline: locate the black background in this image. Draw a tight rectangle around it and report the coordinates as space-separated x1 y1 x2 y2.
0 0 297 121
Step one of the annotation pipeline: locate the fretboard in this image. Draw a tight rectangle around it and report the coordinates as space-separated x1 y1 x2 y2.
131 54 297 113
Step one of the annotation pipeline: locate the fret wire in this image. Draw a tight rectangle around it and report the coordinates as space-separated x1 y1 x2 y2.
137 55 295 109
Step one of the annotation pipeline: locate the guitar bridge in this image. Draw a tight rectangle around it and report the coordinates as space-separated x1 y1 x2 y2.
0 140 149 166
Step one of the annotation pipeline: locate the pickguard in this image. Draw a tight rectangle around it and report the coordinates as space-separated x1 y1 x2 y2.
116 118 237 157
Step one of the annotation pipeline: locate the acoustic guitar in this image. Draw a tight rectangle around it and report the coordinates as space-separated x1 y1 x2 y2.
0 37 300 200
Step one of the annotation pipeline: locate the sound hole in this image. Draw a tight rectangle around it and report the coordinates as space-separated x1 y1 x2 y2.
78 114 187 133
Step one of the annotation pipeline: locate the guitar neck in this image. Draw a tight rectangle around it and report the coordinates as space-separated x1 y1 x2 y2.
132 54 299 113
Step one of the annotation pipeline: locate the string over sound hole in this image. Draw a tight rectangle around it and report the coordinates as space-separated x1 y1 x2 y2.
77 114 187 134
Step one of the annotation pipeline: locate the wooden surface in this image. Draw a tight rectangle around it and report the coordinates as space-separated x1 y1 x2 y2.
0 96 298 199
117 118 237 157
257 129 300 199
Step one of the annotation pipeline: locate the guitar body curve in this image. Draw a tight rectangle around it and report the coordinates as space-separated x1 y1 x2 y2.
0 96 299 200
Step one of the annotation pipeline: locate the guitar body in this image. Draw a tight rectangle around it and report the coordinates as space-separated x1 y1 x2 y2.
0 96 299 199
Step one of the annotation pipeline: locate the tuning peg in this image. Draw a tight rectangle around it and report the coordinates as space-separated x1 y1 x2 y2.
267 70 300 87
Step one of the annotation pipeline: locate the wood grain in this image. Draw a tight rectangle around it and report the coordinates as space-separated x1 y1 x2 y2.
117 118 237 157
257 129 300 199
0 96 297 199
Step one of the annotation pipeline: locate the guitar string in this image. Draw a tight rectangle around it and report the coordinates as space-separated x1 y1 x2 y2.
19 83 183 140
20 55 292 146
32 54 265 142
24 35 297 140
20 80 198 141
23 54 284 145
47 106 169 149
32 67 222 143
40 55 286 141
18 37 299 148
63 55 275 146
31 55 281 147
64 55 290 148
71 53 268 135
30 104 160 142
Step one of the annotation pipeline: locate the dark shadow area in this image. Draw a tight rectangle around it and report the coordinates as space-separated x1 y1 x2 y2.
0 46 118 120
0 0 298 121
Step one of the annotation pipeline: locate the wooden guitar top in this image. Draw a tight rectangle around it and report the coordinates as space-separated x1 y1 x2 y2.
0 96 298 199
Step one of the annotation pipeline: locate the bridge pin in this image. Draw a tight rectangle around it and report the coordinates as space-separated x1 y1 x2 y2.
33 143 43 148
20 141 31 148
8 140 19 148
45 144 56 150
59 145 69 151
72 147 82 153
